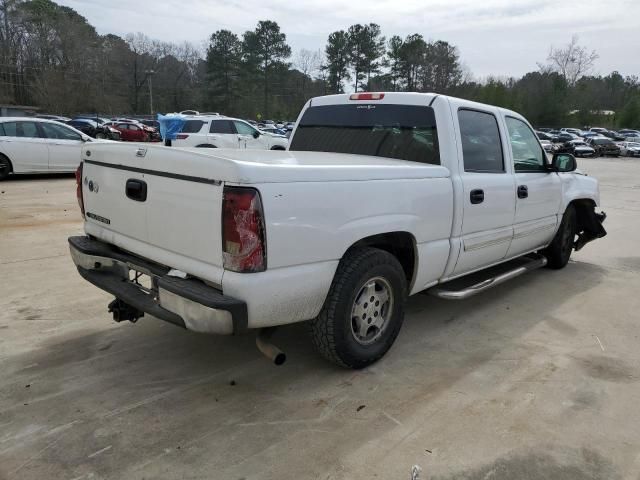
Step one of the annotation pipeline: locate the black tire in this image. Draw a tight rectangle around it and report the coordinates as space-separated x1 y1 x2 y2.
0 154 12 180
309 247 407 369
544 205 577 269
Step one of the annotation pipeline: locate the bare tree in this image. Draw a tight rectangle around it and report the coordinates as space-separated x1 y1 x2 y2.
542 35 598 86
294 48 321 97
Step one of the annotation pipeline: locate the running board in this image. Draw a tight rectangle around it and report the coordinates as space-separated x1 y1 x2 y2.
428 255 548 300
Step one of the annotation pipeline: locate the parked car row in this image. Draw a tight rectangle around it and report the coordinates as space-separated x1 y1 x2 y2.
36 114 161 142
536 126 640 158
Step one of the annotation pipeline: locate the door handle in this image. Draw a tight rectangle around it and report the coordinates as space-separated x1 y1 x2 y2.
517 185 528 199
470 189 484 204
126 179 147 202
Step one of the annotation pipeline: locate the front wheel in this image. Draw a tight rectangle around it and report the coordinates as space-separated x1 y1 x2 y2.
309 248 407 369
543 205 577 269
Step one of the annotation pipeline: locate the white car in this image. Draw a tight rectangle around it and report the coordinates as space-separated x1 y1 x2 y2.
619 142 640 157
69 92 606 368
173 115 288 150
0 117 94 179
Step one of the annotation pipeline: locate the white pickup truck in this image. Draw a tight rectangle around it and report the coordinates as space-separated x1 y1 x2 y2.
69 92 606 368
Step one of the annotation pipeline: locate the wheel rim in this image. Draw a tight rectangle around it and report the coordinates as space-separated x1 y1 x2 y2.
350 276 394 345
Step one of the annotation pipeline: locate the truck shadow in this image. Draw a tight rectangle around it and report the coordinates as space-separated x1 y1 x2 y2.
0 260 610 478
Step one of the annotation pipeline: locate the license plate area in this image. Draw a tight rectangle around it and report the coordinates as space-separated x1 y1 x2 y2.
127 266 157 297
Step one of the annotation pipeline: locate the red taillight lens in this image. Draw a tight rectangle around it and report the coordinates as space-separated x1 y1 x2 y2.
349 92 385 100
75 163 85 218
222 186 266 273
176 134 189 140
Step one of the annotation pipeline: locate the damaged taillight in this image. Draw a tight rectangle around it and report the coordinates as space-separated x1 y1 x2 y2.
75 163 85 218
222 186 266 273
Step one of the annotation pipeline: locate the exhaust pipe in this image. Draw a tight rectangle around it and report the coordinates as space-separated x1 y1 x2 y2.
256 328 286 365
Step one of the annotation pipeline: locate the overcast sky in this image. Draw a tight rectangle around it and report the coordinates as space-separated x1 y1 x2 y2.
58 0 640 79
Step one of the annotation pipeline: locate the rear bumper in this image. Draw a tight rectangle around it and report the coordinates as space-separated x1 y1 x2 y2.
68 236 247 334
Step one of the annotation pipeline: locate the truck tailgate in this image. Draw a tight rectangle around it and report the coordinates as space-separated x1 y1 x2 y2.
81 143 225 285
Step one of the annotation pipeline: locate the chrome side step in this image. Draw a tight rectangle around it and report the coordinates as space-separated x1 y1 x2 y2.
428 255 548 300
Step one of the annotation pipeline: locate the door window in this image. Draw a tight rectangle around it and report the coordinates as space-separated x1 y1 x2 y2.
234 121 258 136
5 121 43 138
181 120 205 133
210 120 235 134
505 117 547 172
458 109 504 173
40 122 82 141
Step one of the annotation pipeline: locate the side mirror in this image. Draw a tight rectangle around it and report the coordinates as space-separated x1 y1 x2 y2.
551 153 577 172
252 130 260 139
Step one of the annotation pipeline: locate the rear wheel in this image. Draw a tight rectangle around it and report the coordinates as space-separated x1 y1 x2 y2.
0 155 12 180
544 205 577 269
309 248 407 369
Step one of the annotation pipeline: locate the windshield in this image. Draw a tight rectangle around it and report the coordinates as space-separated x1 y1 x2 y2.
290 104 440 165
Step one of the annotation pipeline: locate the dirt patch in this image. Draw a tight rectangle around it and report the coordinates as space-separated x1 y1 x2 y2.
576 355 637 383
433 447 620 480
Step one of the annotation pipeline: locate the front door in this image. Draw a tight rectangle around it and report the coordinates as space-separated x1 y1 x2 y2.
452 106 516 275
234 121 262 149
503 116 562 257
39 122 84 172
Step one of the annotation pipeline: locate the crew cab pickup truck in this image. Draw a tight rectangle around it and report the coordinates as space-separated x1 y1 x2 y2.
69 92 606 368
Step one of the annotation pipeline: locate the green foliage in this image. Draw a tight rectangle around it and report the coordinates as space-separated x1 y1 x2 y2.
206 30 241 113
324 30 350 93
618 95 640 129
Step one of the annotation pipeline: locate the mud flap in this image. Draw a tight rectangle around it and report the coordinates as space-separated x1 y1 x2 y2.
574 209 607 252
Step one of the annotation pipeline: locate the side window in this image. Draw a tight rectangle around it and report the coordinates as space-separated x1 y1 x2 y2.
0 123 5 136
210 120 235 134
17 121 42 138
505 117 547 172
129 125 140 131
234 121 257 136
458 109 504 173
3 122 18 136
181 120 205 133
41 123 82 141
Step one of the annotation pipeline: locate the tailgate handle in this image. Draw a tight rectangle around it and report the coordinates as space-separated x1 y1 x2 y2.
126 179 147 202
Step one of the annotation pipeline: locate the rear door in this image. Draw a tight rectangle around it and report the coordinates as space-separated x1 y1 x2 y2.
503 116 562 257
208 120 240 148
450 104 516 275
39 122 84 171
0 121 49 172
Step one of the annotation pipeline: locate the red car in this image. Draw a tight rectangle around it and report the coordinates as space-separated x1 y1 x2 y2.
109 122 149 142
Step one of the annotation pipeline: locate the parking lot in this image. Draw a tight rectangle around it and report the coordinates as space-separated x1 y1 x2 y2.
0 157 639 479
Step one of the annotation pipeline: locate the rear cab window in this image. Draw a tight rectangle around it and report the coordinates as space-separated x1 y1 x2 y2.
289 104 440 165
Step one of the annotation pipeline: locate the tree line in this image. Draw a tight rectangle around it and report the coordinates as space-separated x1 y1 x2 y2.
1 0 639 127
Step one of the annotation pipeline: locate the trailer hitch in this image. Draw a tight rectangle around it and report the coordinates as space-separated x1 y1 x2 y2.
108 298 144 323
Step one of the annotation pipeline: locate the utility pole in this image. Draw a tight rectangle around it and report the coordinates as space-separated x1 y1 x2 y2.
145 70 155 116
